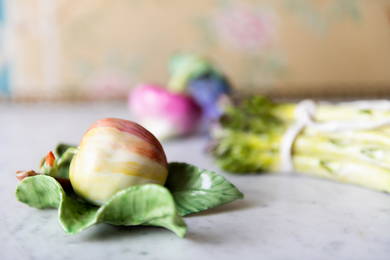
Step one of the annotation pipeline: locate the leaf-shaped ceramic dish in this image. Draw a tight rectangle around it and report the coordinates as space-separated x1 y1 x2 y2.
16 175 187 237
16 156 243 237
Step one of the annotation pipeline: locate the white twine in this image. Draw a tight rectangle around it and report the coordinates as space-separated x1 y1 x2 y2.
280 100 316 172
280 100 390 172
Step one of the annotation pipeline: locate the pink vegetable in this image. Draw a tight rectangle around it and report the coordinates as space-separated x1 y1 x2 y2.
129 84 202 139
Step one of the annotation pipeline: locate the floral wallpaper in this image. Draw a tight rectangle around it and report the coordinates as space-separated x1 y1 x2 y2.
2 0 390 100
214 3 277 51
194 2 287 88
284 0 362 33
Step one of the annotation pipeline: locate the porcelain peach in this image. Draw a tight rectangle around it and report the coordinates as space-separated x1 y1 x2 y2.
69 118 168 205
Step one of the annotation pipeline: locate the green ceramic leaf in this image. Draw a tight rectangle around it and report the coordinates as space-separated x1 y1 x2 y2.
97 185 187 237
166 162 244 216
16 176 187 237
55 143 77 157
53 150 77 179
53 144 78 179
59 195 98 234
40 143 78 179
16 175 63 209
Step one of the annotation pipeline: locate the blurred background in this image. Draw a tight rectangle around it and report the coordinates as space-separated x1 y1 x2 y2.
0 0 390 101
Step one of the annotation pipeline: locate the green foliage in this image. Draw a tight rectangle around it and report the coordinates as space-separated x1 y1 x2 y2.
213 96 285 172
213 131 280 173
166 162 243 216
55 143 77 157
220 96 284 134
16 162 243 237
16 176 186 237
16 175 63 209
40 143 77 179
99 184 186 237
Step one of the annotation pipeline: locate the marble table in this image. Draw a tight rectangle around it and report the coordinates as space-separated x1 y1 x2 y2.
1 102 390 260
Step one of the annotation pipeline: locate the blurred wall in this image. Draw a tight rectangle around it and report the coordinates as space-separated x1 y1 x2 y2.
1 0 390 101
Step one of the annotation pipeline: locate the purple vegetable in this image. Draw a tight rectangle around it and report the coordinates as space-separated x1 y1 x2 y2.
188 74 231 121
129 84 202 139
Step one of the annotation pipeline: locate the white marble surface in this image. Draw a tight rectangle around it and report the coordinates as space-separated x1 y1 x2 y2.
1 102 390 260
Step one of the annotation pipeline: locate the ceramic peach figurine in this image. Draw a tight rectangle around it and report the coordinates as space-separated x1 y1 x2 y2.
69 118 168 205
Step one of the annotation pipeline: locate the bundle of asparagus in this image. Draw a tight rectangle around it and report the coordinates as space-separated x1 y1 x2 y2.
211 96 390 192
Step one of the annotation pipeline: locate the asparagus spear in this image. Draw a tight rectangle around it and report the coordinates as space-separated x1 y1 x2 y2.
211 96 390 192
293 155 390 192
